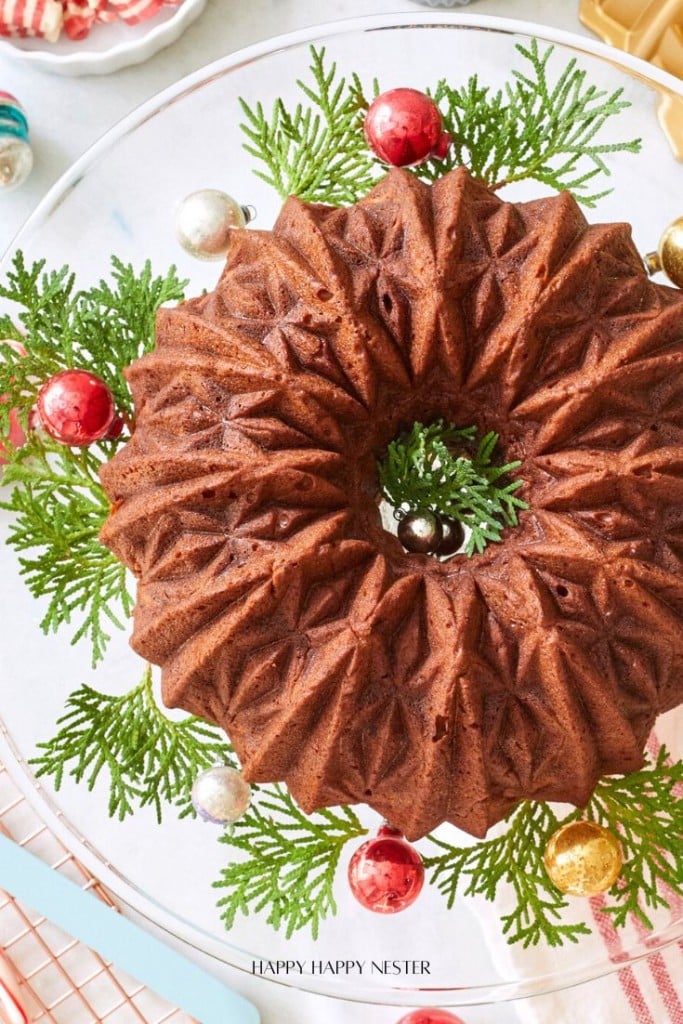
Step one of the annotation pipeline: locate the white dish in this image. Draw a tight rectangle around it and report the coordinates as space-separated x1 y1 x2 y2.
0 0 206 76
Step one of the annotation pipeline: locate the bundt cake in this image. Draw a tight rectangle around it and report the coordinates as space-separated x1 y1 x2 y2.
100 167 683 841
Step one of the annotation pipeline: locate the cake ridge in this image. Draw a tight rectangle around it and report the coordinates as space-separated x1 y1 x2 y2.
100 166 683 840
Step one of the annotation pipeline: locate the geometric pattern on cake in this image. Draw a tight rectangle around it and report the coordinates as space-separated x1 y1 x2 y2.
100 168 683 839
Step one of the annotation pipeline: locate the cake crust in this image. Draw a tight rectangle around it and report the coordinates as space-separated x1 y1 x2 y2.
100 168 683 840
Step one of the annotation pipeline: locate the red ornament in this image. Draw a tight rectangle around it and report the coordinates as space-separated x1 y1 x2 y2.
348 824 424 913
1 340 27 464
36 369 116 446
364 88 451 167
396 1012 466 1024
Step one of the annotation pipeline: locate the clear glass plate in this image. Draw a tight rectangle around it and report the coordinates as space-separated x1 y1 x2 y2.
1 12 682 1010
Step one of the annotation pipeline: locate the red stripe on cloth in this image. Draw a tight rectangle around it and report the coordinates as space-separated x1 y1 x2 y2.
630 901 683 1022
645 950 683 1024
622 729 683 1021
590 893 656 1024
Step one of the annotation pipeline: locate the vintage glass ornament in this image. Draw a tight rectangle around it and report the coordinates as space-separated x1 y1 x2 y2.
0 93 33 190
36 369 116 447
398 511 442 554
543 820 623 896
364 88 451 167
435 515 465 556
191 765 252 824
348 824 424 913
396 1011 466 1024
645 216 683 289
176 189 253 260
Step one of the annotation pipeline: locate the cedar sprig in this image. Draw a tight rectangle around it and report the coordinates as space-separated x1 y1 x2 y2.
214 785 366 939
0 432 131 665
239 41 641 208
0 254 187 664
424 750 683 947
239 46 380 204
30 667 234 822
378 419 527 554
573 747 683 929
424 802 589 948
424 39 641 205
0 252 186 431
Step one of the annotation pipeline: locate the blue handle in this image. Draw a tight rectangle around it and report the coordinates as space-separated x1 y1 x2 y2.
0 834 259 1024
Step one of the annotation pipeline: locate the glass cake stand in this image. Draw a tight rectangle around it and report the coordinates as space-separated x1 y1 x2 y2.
1 12 682 1011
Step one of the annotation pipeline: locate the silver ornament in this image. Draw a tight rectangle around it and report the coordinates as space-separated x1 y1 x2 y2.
397 510 442 554
435 514 465 556
191 764 251 824
175 189 252 260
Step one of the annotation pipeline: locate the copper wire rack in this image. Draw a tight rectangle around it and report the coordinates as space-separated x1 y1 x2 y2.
0 760 195 1024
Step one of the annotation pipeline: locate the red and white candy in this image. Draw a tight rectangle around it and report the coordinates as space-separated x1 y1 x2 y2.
0 0 183 42
62 0 112 40
106 0 163 24
0 0 63 41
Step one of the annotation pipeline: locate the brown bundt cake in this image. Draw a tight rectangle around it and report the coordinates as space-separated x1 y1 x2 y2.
100 167 683 841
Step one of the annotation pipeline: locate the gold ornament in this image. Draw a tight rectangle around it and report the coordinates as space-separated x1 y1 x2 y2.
543 821 623 897
645 216 683 288
580 1 683 158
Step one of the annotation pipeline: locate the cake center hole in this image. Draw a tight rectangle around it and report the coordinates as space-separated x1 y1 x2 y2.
376 418 527 559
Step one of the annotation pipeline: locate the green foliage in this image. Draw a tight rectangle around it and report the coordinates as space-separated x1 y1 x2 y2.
424 39 641 205
378 420 527 555
577 747 683 929
0 254 186 663
424 749 683 947
214 785 366 939
240 41 641 208
425 802 589 948
0 434 132 665
0 253 186 427
239 46 380 204
31 667 234 822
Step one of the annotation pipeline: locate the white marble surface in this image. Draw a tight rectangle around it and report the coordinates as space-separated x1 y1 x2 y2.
0 4 674 1024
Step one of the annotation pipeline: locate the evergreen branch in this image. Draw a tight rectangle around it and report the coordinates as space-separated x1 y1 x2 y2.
425 750 683 947
426 39 641 205
30 667 234 822
0 252 186 432
214 785 366 939
239 47 380 204
576 748 683 929
377 420 527 555
240 42 640 209
424 802 589 947
0 433 131 665
0 255 187 662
